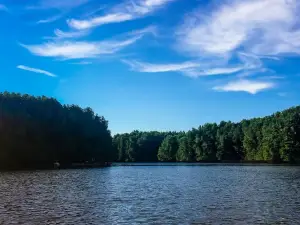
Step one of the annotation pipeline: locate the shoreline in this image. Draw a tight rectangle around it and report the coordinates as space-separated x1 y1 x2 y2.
1 161 299 172
113 161 300 166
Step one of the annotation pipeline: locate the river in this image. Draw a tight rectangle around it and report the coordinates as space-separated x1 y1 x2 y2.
0 165 300 224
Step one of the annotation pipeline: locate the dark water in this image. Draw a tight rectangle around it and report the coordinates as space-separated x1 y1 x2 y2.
1 165 300 225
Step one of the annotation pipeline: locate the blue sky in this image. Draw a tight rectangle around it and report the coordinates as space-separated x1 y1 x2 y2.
1 0 300 134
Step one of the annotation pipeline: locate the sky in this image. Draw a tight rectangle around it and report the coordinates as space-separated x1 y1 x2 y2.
1 0 300 134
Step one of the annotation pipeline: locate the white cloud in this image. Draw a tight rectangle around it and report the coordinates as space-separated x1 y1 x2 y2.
125 0 174 14
52 29 89 39
123 59 246 77
251 30 300 55
71 61 92 65
17 65 57 77
37 14 62 24
127 25 158 37
123 51 264 77
68 13 134 30
260 75 285 80
184 67 244 78
213 80 274 94
123 60 199 73
177 0 300 57
68 0 175 30
171 0 299 93
144 0 173 7
21 35 142 60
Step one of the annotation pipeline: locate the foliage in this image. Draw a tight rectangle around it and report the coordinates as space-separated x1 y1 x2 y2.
0 92 113 169
114 107 300 163
157 135 178 161
2 92 300 168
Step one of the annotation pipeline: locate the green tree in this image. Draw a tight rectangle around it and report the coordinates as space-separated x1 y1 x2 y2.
176 136 194 162
157 135 178 161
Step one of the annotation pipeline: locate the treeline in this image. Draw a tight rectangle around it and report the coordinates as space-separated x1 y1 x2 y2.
113 131 181 162
1 91 300 170
113 107 300 163
0 92 113 170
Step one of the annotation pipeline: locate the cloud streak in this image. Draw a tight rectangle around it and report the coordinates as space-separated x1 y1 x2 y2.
17 65 57 77
22 26 155 59
183 67 244 78
21 35 143 60
68 13 133 30
213 80 274 94
52 29 89 39
123 60 246 77
71 61 92 65
68 0 175 30
37 14 63 24
123 60 199 73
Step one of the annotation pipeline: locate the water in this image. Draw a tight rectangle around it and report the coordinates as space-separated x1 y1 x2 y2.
1 165 300 225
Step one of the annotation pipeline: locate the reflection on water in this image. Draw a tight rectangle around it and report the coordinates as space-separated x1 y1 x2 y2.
0 166 300 224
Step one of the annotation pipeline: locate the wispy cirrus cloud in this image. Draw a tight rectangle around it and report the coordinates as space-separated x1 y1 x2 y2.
17 65 57 77
37 14 63 24
171 0 300 93
123 51 262 77
68 0 175 30
123 59 248 77
50 24 154 40
71 61 92 65
183 67 245 78
213 80 274 94
68 13 133 30
177 0 300 57
21 25 155 59
21 35 143 60
47 29 89 39
123 60 198 73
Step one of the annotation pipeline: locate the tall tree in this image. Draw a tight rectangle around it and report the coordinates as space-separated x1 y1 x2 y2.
157 135 178 161
176 136 194 162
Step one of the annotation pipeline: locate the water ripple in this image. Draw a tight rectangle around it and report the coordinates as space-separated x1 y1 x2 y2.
0 166 300 224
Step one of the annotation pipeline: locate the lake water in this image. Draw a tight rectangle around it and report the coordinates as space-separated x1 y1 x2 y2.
1 165 300 224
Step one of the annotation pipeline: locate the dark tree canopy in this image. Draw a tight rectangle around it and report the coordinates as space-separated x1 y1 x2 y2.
0 92 113 170
113 131 172 162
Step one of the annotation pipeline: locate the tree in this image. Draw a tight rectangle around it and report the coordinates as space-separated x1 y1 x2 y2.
176 136 194 162
280 111 300 163
200 123 218 161
157 135 178 161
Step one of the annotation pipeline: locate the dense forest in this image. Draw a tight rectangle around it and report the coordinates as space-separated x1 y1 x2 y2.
0 92 113 170
1 92 300 170
113 107 300 164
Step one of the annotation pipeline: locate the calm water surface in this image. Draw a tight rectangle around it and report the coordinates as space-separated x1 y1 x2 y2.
1 165 300 224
